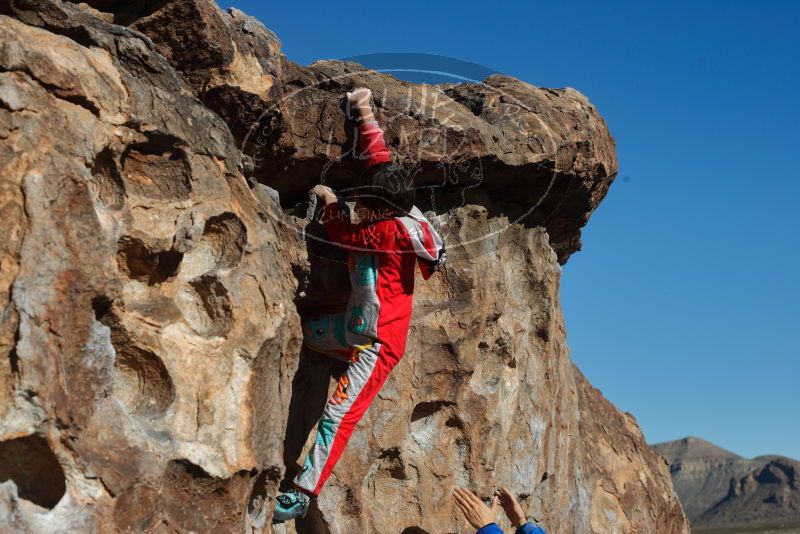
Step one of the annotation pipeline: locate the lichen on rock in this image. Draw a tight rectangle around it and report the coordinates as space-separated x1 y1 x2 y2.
0 1 687 533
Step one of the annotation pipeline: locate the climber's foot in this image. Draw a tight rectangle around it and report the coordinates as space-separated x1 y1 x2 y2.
273 488 311 523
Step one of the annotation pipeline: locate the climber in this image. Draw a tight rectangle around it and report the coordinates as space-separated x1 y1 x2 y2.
454 487 547 534
273 88 447 523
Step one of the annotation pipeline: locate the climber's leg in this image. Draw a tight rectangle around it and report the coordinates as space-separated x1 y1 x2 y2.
302 313 352 362
293 341 397 495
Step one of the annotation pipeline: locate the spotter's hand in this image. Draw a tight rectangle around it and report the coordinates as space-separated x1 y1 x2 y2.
453 487 497 530
496 487 527 529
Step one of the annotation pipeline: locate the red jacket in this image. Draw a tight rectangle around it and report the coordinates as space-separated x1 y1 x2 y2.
320 121 446 361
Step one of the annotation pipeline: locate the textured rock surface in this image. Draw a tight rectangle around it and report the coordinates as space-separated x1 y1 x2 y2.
0 3 301 531
282 209 687 534
0 1 687 533
653 437 800 529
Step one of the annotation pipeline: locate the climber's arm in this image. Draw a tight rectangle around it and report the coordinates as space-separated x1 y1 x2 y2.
311 185 380 250
347 88 391 166
312 185 379 249
358 121 391 166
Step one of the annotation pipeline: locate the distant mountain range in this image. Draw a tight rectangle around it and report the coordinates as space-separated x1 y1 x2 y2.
652 437 800 530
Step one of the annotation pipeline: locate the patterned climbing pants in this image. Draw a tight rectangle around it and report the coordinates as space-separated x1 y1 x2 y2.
293 312 398 495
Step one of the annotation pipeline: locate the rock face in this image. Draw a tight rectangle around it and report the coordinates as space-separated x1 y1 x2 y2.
652 437 800 529
0 1 687 533
0 3 301 531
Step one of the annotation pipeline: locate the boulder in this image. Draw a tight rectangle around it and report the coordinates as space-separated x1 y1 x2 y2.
0 1 686 533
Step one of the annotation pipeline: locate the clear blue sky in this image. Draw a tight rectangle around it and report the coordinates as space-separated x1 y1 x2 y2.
220 0 800 459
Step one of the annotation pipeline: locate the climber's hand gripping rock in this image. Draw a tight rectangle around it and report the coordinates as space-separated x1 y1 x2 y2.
311 184 337 205
346 87 375 123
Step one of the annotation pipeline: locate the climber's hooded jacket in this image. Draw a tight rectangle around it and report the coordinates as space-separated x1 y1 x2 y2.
318 196 445 363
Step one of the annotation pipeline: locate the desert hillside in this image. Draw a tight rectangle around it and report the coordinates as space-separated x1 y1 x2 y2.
653 437 800 531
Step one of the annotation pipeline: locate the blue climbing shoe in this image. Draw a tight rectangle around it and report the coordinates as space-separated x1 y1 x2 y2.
273 488 311 523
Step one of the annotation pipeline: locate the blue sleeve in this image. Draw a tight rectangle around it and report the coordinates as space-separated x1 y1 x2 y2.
476 523 504 534
517 522 546 534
